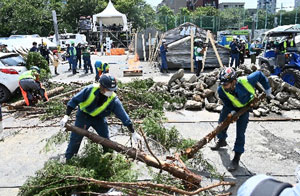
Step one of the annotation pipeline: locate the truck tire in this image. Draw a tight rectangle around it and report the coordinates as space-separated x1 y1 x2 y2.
280 68 300 88
0 85 11 103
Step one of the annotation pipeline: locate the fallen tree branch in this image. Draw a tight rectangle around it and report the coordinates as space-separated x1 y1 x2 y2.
9 86 64 108
65 124 202 185
48 86 84 101
182 93 266 159
66 176 235 195
139 128 163 172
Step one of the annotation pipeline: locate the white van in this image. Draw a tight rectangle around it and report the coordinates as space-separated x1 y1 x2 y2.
48 33 87 50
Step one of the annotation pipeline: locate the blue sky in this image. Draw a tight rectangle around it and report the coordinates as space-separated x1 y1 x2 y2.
145 0 295 9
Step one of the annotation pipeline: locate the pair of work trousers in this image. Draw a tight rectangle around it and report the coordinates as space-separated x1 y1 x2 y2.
195 60 203 76
217 106 249 153
250 54 256 64
83 56 93 74
65 110 109 160
77 56 82 69
160 54 168 71
70 56 78 74
230 53 239 69
19 79 47 106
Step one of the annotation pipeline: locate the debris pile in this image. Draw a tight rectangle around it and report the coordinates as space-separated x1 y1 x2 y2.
163 22 230 69
149 66 300 117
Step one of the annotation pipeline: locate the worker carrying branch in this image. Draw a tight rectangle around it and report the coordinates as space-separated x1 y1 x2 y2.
60 73 142 160
18 66 48 106
94 60 109 81
211 67 274 171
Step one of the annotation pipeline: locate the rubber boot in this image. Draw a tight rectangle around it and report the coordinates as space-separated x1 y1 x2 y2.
228 152 242 172
55 67 59 75
196 68 201 77
210 139 227 151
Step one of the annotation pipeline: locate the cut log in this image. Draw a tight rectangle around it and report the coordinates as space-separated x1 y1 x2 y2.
65 124 202 185
167 36 191 49
10 86 64 108
182 93 266 159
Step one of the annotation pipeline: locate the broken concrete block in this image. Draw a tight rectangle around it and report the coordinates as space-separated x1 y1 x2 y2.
253 110 261 117
188 74 197 83
185 100 203 110
168 69 184 86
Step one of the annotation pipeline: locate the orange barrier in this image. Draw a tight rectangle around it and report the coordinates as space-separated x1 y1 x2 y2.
106 48 125 55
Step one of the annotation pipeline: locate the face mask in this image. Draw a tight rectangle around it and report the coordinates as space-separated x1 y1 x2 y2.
104 91 113 97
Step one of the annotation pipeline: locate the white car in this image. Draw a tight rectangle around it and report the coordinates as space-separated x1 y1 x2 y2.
0 52 27 102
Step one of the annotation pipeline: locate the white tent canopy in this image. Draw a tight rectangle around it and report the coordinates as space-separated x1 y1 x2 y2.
93 0 128 32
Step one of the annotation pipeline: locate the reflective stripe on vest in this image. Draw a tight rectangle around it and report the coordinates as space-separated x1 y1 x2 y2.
79 84 116 117
97 63 110 72
221 77 255 108
283 40 294 52
19 70 35 80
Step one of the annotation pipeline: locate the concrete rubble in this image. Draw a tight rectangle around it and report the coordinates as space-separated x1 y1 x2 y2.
149 65 300 117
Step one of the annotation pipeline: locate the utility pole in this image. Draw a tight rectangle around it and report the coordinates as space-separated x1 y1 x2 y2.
256 9 259 29
280 3 283 26
251 14 256 41
296 7 298 24
52 10 59 46
265 10 268 29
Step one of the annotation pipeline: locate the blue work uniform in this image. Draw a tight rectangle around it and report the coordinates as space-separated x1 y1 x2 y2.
95 61 109 81
230 41 240 68
69 46 78 74
65 84 132 159
217 71 271 153
160 45 168 72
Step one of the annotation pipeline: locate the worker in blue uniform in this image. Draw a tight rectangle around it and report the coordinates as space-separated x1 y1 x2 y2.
160 39 169 73
229 36 240 69
60 73 142 160
94 60 109 82
70 41 78 75
211 67 273 171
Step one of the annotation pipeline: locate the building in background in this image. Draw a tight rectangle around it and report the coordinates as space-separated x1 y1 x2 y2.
219 2 245 10
158 0 186 14
296 0 300 8
158 0 219 13
192 0 219 9
257 0 277 13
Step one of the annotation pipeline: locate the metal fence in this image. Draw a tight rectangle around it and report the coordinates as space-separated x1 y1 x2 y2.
157 11 300 32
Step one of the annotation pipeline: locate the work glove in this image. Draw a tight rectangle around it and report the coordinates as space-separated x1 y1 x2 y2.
229 110 238 122
265 88 275 99
60 115 69 130
132 132 143 144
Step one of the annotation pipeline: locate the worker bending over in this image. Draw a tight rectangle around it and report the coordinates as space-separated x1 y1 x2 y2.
60 73 142 160
94 60 109 81
19 66 48 106
211 67 273 171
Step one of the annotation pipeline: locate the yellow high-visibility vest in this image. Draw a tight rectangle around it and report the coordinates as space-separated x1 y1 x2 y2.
221 77 255 108
79 84 116 117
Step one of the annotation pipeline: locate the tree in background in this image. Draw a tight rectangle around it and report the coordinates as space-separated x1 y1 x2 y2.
155 5 175 31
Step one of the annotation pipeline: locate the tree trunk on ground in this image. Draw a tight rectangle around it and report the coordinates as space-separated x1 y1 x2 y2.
11 86 64 108
65 124 202 185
